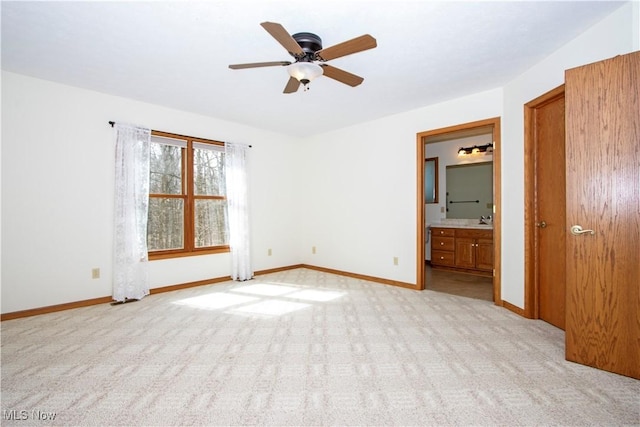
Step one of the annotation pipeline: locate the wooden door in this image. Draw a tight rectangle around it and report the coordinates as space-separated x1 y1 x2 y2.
535 91 567 330
565 52 640 379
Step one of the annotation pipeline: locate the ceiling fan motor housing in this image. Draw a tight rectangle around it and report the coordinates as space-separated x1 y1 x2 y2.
292 32 322 61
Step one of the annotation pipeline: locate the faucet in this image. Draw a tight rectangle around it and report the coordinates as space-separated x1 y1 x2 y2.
479 215 492 225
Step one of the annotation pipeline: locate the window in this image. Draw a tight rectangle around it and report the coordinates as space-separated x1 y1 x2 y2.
147 130 229 259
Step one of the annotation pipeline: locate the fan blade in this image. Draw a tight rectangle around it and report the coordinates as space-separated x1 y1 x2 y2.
283 77 301 94
320 64 364 87
316 34 377 61
229 61 291 70
260 22 304 57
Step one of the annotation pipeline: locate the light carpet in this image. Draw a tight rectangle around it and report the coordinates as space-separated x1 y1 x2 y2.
1 268 638 426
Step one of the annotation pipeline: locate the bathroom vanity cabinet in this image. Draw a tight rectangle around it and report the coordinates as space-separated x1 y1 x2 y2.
431 227 493 276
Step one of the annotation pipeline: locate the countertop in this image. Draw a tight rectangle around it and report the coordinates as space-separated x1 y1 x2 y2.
429 222 493 230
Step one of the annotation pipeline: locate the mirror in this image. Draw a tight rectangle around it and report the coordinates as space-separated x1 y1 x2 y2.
425 157 439 203
446 161 493 218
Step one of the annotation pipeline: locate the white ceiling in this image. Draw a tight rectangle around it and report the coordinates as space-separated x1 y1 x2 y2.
1 1 626 137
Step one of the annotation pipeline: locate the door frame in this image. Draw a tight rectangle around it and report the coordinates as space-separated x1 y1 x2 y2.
416 117 502 306
523 84 565 319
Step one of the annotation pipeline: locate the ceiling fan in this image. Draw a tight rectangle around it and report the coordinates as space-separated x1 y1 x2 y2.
229 22 377 93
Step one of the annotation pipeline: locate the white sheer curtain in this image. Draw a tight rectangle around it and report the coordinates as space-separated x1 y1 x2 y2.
225 142 253 281
113 123 151 301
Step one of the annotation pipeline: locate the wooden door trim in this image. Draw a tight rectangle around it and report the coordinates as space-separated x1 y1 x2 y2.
524 84 565 319
416 117 502 306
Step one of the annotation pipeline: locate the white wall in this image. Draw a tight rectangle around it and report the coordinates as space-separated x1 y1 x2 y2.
1 71 301 313
500 2 637 308
297 89 503 285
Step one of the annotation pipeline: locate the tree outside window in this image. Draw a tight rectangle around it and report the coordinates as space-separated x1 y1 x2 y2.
147 131 229 259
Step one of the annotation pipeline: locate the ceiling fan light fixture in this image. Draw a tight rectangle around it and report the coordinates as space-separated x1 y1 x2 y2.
287 62 323 85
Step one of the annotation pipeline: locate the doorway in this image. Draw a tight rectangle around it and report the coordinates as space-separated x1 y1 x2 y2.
416 117 502 306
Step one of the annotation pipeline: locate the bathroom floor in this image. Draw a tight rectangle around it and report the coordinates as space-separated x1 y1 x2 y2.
425 264 493 302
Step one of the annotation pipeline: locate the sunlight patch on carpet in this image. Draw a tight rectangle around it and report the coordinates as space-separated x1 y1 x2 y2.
172 281 344 317
232 283 298 296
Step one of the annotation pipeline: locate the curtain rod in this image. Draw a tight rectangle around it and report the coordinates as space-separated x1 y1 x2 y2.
108 121 251 147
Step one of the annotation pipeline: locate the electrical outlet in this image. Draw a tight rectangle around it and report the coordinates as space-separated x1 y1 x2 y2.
268 248 272 256
91 268 100 279
440 206 445 213
312 246 316 254
393 257 399 266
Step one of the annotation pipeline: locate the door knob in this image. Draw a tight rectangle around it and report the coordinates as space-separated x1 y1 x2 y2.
570 225 595 236
536 220 547 228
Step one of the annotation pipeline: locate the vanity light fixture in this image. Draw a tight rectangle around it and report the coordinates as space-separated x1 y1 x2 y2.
457 143 494 156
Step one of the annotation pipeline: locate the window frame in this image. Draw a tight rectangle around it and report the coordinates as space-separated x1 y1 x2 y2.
148 130 229 260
